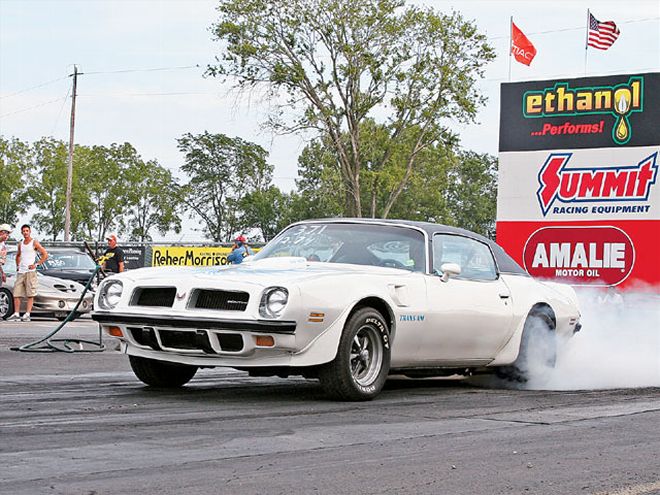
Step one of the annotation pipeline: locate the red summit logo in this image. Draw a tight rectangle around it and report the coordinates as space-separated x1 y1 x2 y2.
536 152 658 216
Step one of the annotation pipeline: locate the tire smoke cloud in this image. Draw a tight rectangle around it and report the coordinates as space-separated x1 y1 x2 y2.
525 288 660 390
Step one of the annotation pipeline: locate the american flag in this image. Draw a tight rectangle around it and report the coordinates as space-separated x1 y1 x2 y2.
587 13 620 50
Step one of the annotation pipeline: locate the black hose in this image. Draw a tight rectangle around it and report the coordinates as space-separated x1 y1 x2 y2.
10 264 105 353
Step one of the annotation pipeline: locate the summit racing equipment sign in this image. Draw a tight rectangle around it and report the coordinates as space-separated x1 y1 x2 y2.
536 152 657 216
500 72 659 152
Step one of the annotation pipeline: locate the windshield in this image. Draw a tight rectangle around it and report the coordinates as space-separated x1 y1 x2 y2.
42 251 96 270
253 222 427 272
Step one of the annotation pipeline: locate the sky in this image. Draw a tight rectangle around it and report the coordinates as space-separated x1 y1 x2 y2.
0 0 658 241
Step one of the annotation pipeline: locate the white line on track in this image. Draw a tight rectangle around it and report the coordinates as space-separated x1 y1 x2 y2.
592 481 660 495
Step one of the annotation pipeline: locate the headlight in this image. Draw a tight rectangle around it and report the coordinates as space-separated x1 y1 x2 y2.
97 280 123 310
259 287 289 318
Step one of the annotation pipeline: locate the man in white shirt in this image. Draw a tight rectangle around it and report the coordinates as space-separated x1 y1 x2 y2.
7 224 48 322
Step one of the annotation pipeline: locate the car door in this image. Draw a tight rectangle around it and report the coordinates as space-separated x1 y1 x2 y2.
417 234 514 364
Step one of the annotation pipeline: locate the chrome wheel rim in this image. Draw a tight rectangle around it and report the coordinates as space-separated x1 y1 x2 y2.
350 325 383 387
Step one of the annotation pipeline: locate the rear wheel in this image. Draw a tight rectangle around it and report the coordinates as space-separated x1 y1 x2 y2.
319 307 391 401
129 355 198 388
498 308 556 382
0 288 14 319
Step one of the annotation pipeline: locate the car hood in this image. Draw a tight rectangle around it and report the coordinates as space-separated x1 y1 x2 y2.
119 257 413 288
41 269 94 280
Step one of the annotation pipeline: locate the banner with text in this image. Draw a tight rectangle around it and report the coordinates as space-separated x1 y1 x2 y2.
151 246 234 267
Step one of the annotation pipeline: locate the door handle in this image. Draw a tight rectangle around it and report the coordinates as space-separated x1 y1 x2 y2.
499 293 510 299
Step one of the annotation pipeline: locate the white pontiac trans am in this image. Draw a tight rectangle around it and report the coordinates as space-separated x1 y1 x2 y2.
93 219 581 400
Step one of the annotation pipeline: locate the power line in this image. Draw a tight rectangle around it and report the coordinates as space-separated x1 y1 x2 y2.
82 65 201 75
0 75 69 100
77 91 214 97
0 96 68 119
51 84 72 136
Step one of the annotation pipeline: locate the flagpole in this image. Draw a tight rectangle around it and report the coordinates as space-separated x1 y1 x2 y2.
584 9 589 76
508 16 513 81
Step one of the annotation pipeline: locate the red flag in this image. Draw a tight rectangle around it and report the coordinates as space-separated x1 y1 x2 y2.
511 21 537 66
587 13 620 50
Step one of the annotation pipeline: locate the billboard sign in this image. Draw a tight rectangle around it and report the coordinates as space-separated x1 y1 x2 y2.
497 72 659 289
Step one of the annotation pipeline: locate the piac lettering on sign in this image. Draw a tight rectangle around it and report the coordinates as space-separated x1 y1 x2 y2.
536 151 658 216
523 226 635 286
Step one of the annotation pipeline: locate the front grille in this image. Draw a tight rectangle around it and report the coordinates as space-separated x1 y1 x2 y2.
217 333 244 352
192 289 249 311
158 330 215 354
128 326 160 350
132 287 176 307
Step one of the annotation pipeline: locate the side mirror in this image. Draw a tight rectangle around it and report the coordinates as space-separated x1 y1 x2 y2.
440 262 461 282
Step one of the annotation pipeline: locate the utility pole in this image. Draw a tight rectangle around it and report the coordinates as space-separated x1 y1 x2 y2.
64 65 78 242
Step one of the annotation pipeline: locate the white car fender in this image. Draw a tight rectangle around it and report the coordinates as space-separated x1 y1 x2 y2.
291 288 396 367
489 274 580 366
489 275 553 366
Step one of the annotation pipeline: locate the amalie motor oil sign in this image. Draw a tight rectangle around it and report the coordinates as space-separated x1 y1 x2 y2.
497 72 659 289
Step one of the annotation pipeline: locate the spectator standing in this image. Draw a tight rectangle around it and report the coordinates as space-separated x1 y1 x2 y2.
8 224 48 322
103 234 125 273
0 223 12 286
227 235 253 264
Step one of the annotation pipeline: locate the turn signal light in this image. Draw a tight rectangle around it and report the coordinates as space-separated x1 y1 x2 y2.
255 335 275 347
308 311 325 323
106 326 124 338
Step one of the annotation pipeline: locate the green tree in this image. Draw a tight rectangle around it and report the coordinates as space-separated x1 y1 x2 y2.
124 160 182 242
294 131 497 234
27 138 69 240
209 0 494 217
0 136 31 226
445 151 498 238
239 186 290 241
75 143 135 241
294 138 344 219
177 132 274 241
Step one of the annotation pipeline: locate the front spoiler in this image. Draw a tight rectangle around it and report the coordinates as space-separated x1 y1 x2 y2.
92 312 297 334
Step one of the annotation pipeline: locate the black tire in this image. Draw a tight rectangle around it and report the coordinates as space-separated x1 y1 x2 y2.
0 288 14 320
498 308 556 382
129 355 198 388
319 307 391 401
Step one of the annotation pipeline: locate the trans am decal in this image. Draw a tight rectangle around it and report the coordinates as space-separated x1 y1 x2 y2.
400 314 425 322
536 152 658 216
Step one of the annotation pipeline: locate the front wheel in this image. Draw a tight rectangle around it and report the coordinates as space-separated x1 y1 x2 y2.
0 288 14 319
129 355 198 388
319 307 391 401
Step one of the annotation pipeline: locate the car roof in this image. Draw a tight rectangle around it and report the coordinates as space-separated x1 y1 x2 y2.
295 218 528 276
